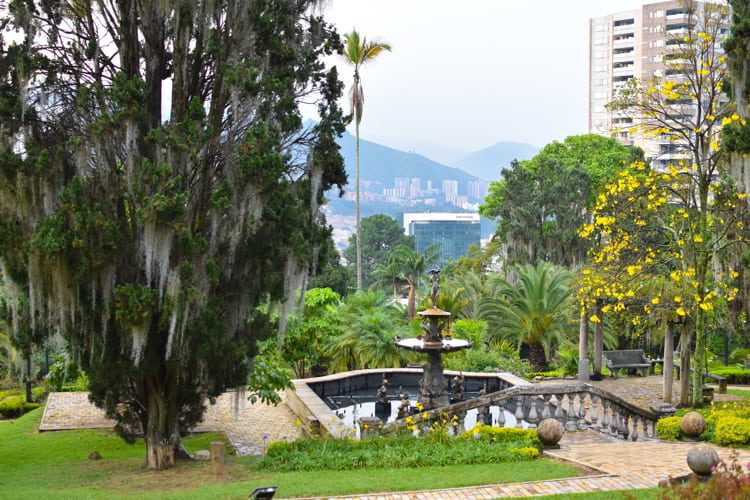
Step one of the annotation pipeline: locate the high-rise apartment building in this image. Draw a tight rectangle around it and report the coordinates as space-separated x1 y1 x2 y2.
588 1 728 169
403 212 481 264
442 179 459 204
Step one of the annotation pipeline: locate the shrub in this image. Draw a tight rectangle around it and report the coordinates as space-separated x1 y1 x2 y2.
710 367 750 385
444 347 531 377
462 423 541 446
714 416 750 446
528 370 564 378
656 416 682 441
0 396 41 419
259 431 541 472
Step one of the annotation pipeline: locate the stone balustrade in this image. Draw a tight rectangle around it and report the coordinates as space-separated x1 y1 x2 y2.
384 383 658 442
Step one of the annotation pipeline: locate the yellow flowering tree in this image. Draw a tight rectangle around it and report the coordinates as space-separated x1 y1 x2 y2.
583 0 744 406
579 160 749 406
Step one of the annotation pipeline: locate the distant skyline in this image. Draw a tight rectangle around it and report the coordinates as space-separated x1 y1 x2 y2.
304 0 677 161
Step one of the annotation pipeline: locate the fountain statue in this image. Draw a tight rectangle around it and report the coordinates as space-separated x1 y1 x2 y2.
395 268 472 410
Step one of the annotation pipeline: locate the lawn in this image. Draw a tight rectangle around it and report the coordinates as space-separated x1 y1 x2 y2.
728 387 750 400
0 409 583 498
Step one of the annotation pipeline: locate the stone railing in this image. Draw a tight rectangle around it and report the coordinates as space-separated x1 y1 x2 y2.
384 383 659 442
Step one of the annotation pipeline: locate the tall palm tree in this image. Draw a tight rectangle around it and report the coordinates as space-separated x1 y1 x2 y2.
342 30 392 292
389 244 440 319
479 262 572 372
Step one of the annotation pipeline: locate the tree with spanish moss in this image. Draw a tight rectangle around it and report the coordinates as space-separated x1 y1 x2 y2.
0 0 346 469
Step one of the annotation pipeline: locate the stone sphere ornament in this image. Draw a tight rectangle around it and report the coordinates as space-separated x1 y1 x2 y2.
537 418 565 447
680 411 706 439
686 445 719 476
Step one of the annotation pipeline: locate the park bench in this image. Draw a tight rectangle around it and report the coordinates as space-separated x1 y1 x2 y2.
603 349 653 378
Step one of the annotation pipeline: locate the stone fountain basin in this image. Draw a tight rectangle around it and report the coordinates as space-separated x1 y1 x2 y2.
284 368 529 439
395 337 472 353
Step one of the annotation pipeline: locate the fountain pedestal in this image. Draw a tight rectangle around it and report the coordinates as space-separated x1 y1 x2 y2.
394 271 472 411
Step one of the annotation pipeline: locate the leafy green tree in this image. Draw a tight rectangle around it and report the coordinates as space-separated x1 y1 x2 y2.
0 1 345 469
344 214 412 288
481 158 591 266
532 134 643 196
343 31 392 292
479 263 572 371
308 238 353 297
481 134 641 267
327 290 410 370
282 288 342 378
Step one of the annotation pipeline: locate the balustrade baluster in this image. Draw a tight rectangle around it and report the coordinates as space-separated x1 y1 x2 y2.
621 412 630 440
630 415 639 441
527 396 539 428
515 395 525 428
497 403 506 427
601 400 610 433
590 396 600 429
565 394 577 431
554 394 565 420
577 393 587 430
611 407 619 435
542 394 552 420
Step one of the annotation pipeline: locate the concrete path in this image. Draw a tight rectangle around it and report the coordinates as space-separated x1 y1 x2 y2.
298 430 750 499
40 391 301 455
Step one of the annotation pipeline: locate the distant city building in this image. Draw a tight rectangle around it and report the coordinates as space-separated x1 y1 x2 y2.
467 180 491 200
588 1 729 169
409 178 421 198
442 180 459 204
403 212 481 263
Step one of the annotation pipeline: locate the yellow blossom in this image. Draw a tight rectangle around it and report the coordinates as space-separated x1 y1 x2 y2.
676 307 687 316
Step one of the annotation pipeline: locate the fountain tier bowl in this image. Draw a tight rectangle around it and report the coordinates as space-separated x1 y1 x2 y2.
395 337 472 353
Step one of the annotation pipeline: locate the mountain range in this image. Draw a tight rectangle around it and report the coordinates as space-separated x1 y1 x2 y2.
336 131 538 184
454 141 539 180
336 131 476 185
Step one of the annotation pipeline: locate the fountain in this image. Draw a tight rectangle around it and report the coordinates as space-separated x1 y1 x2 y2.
394 268 472 410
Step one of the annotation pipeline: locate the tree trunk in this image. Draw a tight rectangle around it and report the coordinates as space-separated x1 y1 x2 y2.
355 118 362 292
528 339 548 372
578 310 589 380
691 314 706 407
406 280 416 320
25 350 33 404
663 322 674 404
145 385 180 470
679 327 692 407
593 303 604 377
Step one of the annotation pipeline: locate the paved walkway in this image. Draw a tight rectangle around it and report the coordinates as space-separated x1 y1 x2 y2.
297 430 750 499
40 391 301 455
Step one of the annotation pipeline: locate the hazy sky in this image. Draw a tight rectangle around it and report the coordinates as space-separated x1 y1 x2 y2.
308 0 663 160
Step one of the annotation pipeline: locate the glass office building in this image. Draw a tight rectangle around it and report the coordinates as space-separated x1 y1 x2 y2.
403 212 481 264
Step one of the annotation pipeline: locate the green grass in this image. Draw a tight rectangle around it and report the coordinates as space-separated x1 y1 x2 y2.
728 388 750 400
531 489 660 499
0 409 582 499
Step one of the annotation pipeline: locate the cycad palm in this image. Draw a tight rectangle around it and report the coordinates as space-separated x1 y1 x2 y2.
479 262 572 371
343 30 392 291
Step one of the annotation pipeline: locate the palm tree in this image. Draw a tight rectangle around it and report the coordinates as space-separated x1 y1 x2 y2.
479 262 572 372
389 244 440 319
326 290 410 370
342 30 392 292
371 259 405 298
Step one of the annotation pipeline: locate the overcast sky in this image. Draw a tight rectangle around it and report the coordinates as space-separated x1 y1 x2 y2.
307 0 666 161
